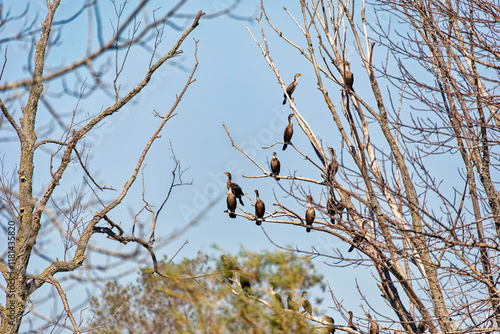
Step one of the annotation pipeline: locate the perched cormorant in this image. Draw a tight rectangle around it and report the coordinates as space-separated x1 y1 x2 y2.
283 114 294 151
285 292 298 311
325 147 339 184
235 267 253 295
221 255 235 284
335 200 346 218
226 191 237 218
417 320 428 333
254 190 265 225
327 195 347 222
327 196 336 224
348 220 367 252
283 73 303 104
224 172 244 205
322 315 336 334
300 291 312 316
344 62 353 91
270 152 281 181
305 195 315 233
348 311 358 331
269 282 283 307
366 314 379 334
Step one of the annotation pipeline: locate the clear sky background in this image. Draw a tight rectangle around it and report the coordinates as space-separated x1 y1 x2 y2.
0 0 439 331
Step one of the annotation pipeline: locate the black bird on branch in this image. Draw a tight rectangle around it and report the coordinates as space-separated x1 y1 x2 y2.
220 255 235 284
300 291 312 315
348 220 367 252
324 147 339 185
254 190 265 225
283 73 303 104
322 315 336 334
366 313 380 334
226 191 237 218
269 282 283 307
348 311 358 331
270 152 281 180
285 292 299 311
343 62 354 92
283 113 294 151
305 195 315 233
224 172 244 205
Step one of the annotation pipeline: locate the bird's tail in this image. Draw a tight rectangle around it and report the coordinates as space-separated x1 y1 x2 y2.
282 144 287 151
283 95 287 105
229 212 236 218
239 198 244 206
348 244 355 252
306 227 311 233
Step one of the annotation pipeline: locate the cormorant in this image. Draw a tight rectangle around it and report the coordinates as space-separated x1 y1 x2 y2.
224 172 244 205
417 320 428 333
254 190 265 225
327 195 347 222
335 200 346 218
327 196 336 224
285 292 298 311
269 282 283 307
348 311 358 331
366 314 379 334
283 114 294 151
283 73 303 105
322 315 336 334
235 267 253 295
226 191 237 218
221 255 235 284
305 195 315 233
300 291 312 315
271 152 281 181
344 62 353 91
348 220 367 252
325 147 339 184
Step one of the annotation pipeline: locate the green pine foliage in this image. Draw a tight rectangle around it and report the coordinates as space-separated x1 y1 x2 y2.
89 247 325 333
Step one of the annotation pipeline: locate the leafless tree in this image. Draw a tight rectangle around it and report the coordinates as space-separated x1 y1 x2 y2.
227 0 500 333
0 1 248 332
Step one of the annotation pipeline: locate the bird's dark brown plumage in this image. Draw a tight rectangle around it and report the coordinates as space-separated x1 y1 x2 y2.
221 255 235 284
254 190 265 225
283 114 294 151
235 267 253 295
327 196 337 223
285 292 298 311
322 315 336 334
271 152 281 181
348 220 367 252
417 320 428 333
366 314 379 334
224 172 244 206
300 291 312 315
283 73 303 105
335 200 346 217
325 147 339 185
348 311 358 331
226 191 237 218
344 62 353 91
269 282 283 307
305 195 315 233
